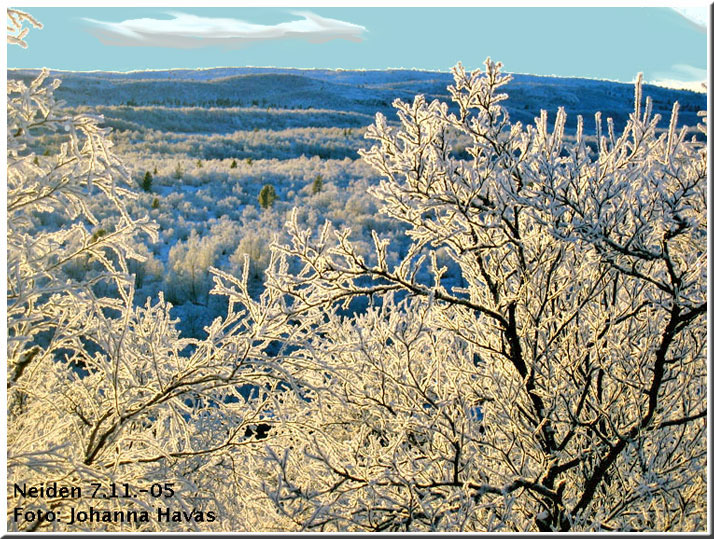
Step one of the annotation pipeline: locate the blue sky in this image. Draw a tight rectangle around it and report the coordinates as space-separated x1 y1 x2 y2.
7 6 708 89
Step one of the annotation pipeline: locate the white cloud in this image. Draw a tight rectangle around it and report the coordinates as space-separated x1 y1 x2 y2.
649 63 707 92
671 6 708 32
82 11 366 49
648 79 706 93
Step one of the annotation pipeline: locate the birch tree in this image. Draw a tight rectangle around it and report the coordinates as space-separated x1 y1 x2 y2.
260 59 707 532
6 12 291 531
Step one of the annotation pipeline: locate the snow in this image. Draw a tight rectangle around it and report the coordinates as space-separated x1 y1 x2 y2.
13 65 705 338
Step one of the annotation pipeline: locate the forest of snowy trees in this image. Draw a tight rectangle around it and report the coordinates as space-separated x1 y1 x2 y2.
7 9 707 532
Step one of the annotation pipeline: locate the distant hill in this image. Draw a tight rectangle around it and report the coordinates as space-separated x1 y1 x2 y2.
8 66 706 136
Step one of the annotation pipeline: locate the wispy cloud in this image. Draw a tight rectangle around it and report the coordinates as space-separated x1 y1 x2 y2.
671 7 707 32
648 79 706 93
649 63 707 93
82 11 367 49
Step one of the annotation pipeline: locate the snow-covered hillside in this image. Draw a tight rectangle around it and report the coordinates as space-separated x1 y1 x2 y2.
9 66 706 131
10 66 706 337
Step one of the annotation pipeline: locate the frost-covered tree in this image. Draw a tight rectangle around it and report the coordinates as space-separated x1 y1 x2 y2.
258 60 707 532
165 230 218 305
7 8 41 48
6 9 707 532
230 230 272 283
6 12 290 532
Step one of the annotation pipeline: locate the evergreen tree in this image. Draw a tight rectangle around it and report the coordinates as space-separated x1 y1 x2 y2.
311 174 323 195
258 184 277 209
141 170 153 192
